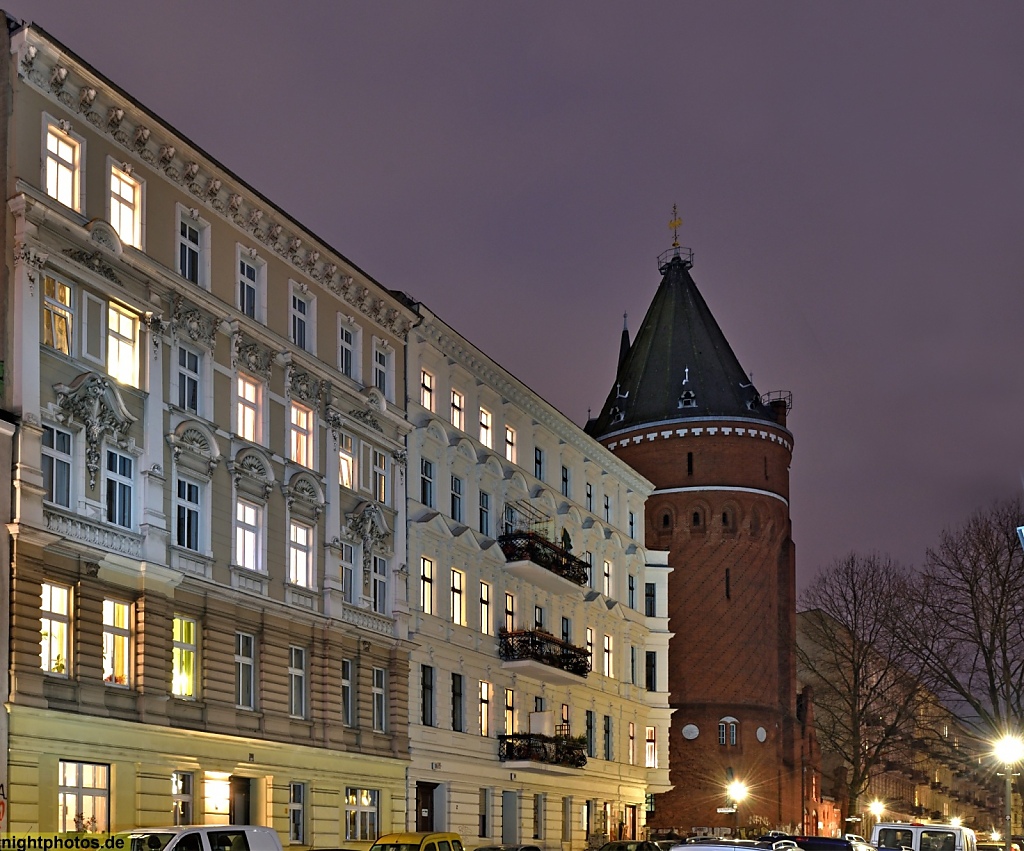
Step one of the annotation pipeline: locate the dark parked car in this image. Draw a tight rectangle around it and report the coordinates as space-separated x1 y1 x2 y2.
474 845 543 851
598 842 661 851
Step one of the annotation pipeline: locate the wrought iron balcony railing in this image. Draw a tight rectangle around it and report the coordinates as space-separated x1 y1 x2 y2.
498 732 588 769
497 531 589 586
498 628 591 677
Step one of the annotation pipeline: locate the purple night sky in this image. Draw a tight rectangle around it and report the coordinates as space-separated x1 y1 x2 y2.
9 1 1024 591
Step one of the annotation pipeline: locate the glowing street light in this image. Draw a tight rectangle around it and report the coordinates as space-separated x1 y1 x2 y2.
950 818 963 829
728 780 749 805
869 801 885 819
994 735 1024 851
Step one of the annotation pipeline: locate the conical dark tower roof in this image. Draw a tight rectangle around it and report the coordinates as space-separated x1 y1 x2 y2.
586 251 774 438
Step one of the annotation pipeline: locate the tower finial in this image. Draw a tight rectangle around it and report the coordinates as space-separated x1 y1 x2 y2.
669 203 682 248
623 312 628 332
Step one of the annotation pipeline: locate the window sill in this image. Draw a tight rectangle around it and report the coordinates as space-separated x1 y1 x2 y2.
231 565 269 595
286 584 317 610
170 546 212 578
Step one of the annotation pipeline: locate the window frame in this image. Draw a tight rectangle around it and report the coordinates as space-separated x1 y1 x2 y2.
106 302 139 388
172 770 193 826
450 389 465 430
41 424 73 508
288 519 315 589
235 631 256 710
372 449 388 505
107 158 145 249
174 475 203 553
234 498 265 574
58 761 109 834
479 490 491 536
420 557 434 615
43 116 85 212
450 474 463 522
372 667 387 732
341 659 354 726
371 555 388 614
345 788 380 841
176 204 211 288
479 680 491 736
288 401 315 469
289 782 306 844
339 432 356 491
504 426 516 463
420 369 435 411
41 582 71 677
479 408 492 448
105 448 134 529
175 343 202 416
451 568 466 626
337 314 360 380
421 663 435 727
42 273 74 356
289 282 316 353
102 598 131 688
289 645 308 719
479 581 491 635
237 247 267 322
172 615 198 700
420 457 434 507
236 373 264 445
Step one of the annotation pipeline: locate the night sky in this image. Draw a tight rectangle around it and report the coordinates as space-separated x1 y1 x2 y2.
9 2 1024 591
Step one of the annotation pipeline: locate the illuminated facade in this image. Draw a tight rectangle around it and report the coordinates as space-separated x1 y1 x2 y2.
1 19 414 841
402 304 673 844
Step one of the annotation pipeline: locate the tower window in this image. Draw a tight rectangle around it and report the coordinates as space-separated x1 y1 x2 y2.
692 511 700 527
687 452 693 475
662 513 670 529
725 567 731 600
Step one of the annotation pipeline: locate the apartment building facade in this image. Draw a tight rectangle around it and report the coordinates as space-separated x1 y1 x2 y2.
1 18 415 840
402 303 674 846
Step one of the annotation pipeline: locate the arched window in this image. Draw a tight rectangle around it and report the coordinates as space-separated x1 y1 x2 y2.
719 716 738 746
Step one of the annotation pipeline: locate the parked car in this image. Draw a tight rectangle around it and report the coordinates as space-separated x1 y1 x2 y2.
872 823 978 851
117 827 284 851
473 845 542 851
598 842 662 851
370 834 465 851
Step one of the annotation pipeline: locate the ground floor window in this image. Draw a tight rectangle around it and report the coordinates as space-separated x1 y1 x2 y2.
172 771 193 825
59 760 109 833
345 788 379 841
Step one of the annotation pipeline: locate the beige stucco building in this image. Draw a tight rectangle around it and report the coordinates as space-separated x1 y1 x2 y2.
1 18 415 842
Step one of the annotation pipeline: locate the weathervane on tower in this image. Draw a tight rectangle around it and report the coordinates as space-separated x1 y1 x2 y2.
658 203 693 272
669 203 682 248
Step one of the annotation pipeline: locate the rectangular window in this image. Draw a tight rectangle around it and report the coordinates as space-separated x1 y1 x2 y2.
374 345 389 396
646 651 657 692
479 681 491 736
479 408 492 448
645 726 657 768
339 433 356 490
628 722 636 765
561 616 570 644
451 569 466 626
561 465 570 498
420 458 434 507
420 557 434 614
629 511 636 538
420 370 434 410
107 303 138 387
372 450 388 504
534 605 544 631
102 599 130 687
603 634 613 678
645 582 657 617
504 426 516 463
235 499 263 573
289 646 307 718
479 491 491 536
628 574 636 609
41 582 70 676
586 628 594 667
479 788 490 838
372 667 387 732
105 449 133 528
630 646 637 686
345 788 379 841
289 521 314 588
451 390 465 430
372 556 388 614
583 551 593 587
172 615 197 699
341 542 355 603
175 477 201 551
289 402 314 468
291 292 310 351
178 211 202 285
341 659 353 726
603 560 612 598
110 164 142 248
289 782 305 843
452 673 465 732
504 592 515 632
504 687 515 734
46 123 82 210
338 319 355 377
604 494 611 522
177 345 200 414
450 475 463 522
235 632 255 710
238 257 259 319
43 274 73 355
534 447 544 480
604 715 613 760
172 771 193 826
585 482 593 512
58 761 108 833
534 793 545 840
585 710 596 757
237 374 261 443
479 581 491 635
42 424 72 507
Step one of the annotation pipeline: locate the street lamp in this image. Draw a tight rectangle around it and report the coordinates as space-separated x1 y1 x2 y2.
993 735 1024 851
727 781 748 837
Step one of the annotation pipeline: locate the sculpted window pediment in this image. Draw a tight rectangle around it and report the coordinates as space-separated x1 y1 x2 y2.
167 420 221 479
364 386 387 413
172 295 218 351
86 218 124 256
228 447 275 502
54 371 137 489
345 500 392 572
282 469 325 522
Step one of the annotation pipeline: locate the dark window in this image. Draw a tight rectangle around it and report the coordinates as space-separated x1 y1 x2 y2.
645 651 657 691
687 452 693 475
662 513 670 528
451 673 464 732
644 583 656 617
421 664 434 726
692 511 700 527
725 568 731 600
585 710 596 757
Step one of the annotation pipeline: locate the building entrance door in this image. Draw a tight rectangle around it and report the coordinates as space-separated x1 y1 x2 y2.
416 782 438 832
229 776 250 825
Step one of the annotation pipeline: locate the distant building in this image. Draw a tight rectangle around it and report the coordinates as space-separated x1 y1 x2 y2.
401 301 673 844
1 17 415 839
587 245 811 833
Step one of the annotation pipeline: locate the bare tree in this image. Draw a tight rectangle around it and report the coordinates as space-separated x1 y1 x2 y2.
797 553 929 827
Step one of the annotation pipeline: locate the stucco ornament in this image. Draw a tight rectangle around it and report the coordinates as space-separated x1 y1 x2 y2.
346 501 391 574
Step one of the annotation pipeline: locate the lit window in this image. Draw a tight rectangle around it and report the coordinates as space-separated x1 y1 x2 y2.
451 569 466 626
450 390 465 430
289 646 307 718
504 593 515 632
372 450 388 504
288 520 314 588
603 634 613 677
45 123 82 210
177 345 200 414
41 582 70 676
42 425 72 507
172 615 197 699
339 433 355 490
172 771 193 826
345 788 379 841
372 667 386 732
238 255 262 320
504 427 516 463
235 632 255 710
109 164 142 248
43 274 73 354
102 599 130 687
505 687 516 734
628 722 636 765
450 475 463 522
107 304 138 387
645 726 657 767
341 659 353 726
420 557 434 614
420 370 434 410
289 402 314 468
479 581 491 635
479 681 491 736
175 477 201 551
289 782 305 844
603 560 612 597
479 408 492 448
177 208 207 286
586 628 594 667
58 761 108 834
235 499 263 573
372 556 388 614
237 374 261 443
105 449 133 528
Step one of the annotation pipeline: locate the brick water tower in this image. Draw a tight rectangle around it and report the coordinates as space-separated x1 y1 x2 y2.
586 241 803 834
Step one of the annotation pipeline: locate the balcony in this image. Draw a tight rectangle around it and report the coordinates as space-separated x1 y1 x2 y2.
498 731 588 772
497 531 589 594
499 629 591 683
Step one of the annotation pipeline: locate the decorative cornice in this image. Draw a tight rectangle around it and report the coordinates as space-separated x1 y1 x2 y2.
13 27 414 340
171 295 218 350
349 408 383 434
282 472 325 522
230 331 273 379
60 248 122 285
166 422 222 477
285 363 325 408
346 501 391 573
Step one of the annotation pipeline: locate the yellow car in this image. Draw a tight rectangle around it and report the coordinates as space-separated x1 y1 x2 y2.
370 833 466 851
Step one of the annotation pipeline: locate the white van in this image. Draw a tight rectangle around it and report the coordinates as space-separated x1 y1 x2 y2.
116 826 284 851
872 822 978 851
